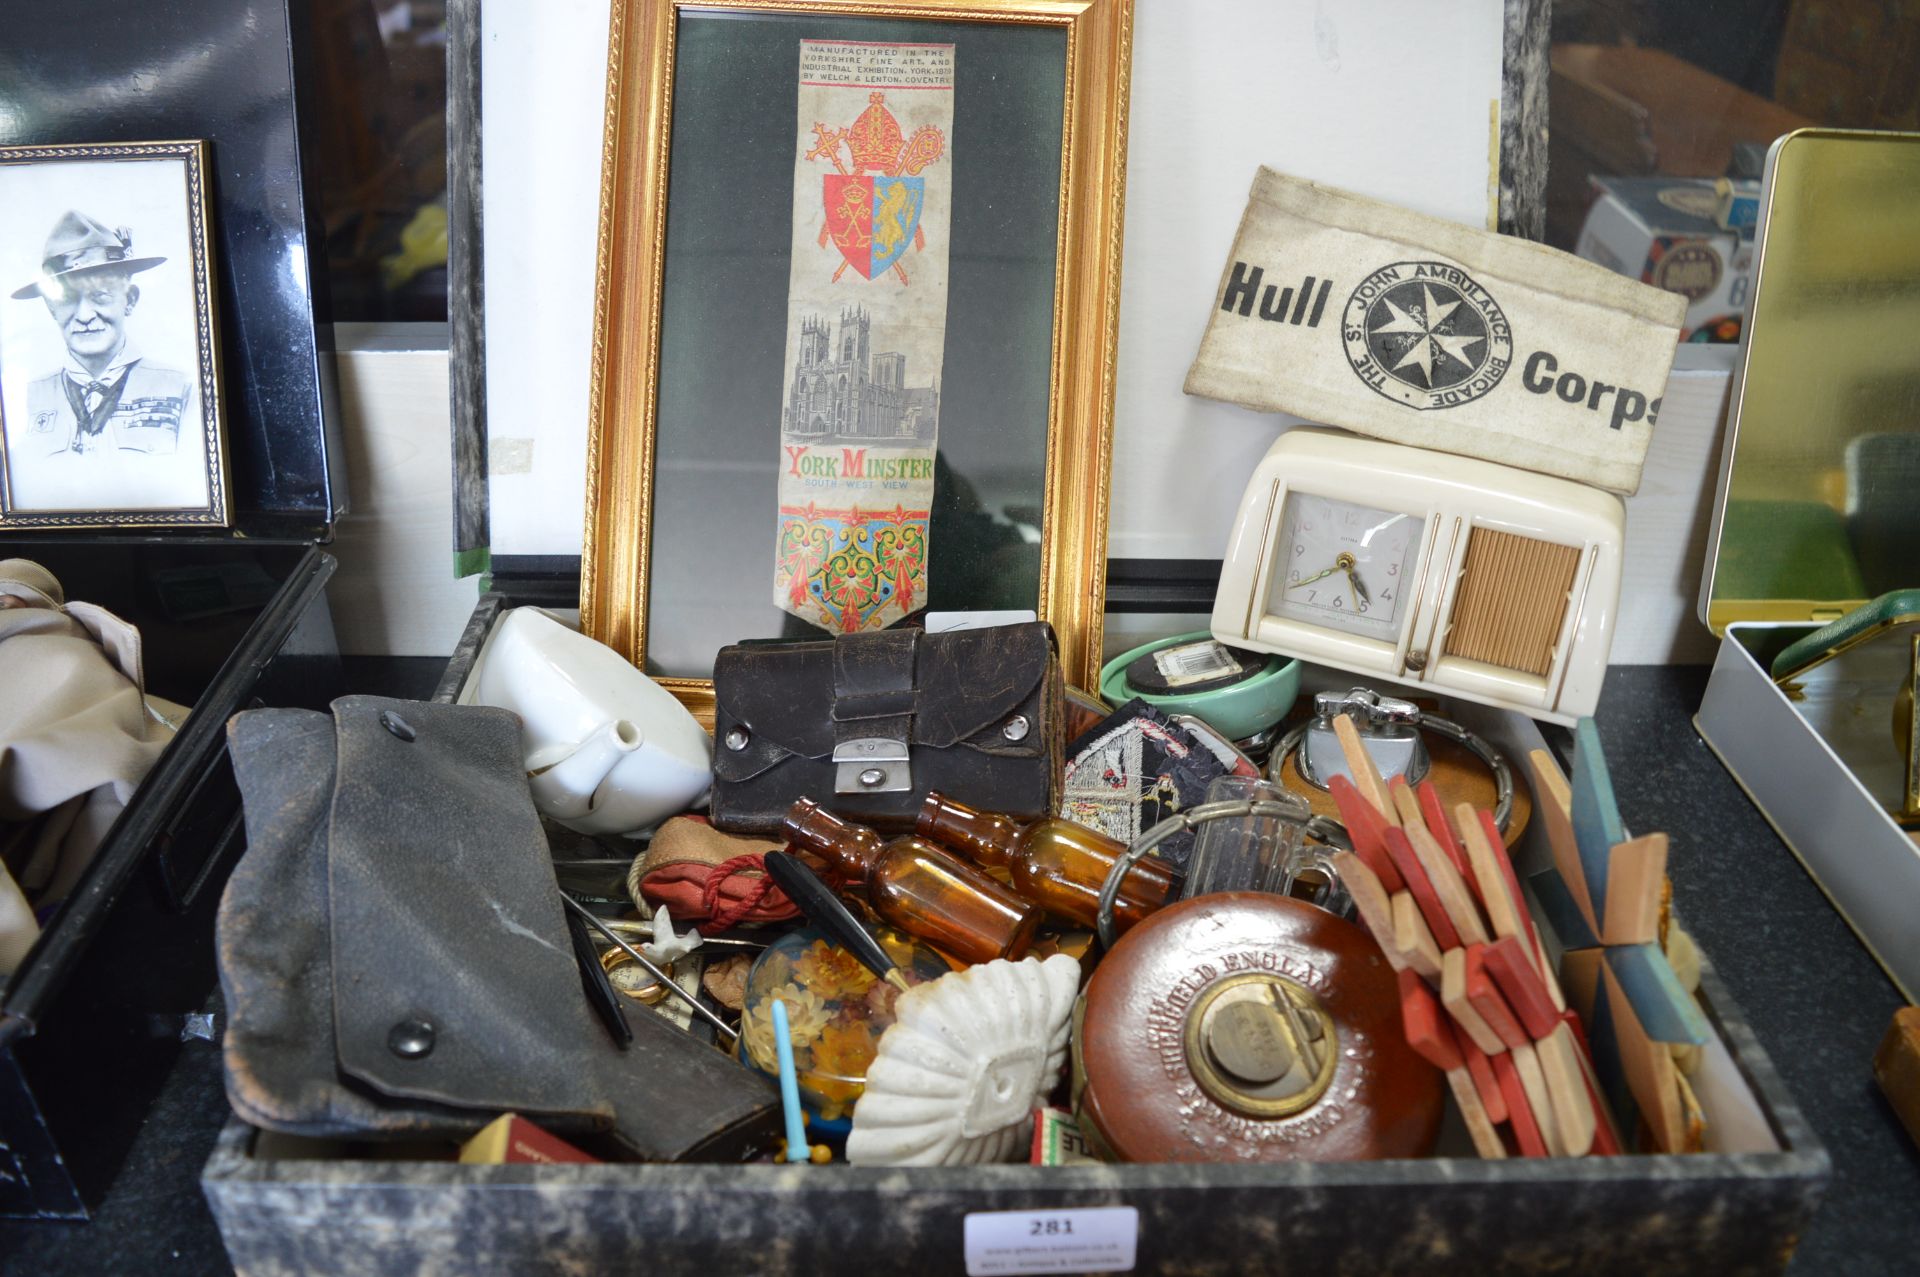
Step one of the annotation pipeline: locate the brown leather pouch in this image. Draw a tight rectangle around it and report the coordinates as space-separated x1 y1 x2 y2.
710 622 1062 834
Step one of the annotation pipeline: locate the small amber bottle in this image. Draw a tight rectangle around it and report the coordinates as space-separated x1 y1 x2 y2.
780 799 1042 965
916 793 1177 935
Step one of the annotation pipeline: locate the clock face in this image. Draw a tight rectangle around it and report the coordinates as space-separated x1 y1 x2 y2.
1270 493 1425 641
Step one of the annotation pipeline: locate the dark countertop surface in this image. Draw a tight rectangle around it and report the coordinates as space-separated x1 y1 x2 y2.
3 663 1917 1274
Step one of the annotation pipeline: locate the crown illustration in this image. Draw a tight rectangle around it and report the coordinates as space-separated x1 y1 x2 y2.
846 92 905 172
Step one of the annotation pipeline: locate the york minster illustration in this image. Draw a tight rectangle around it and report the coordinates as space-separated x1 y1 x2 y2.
782 305 939 442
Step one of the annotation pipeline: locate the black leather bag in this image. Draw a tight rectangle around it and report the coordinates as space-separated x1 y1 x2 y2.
710 622 1062 834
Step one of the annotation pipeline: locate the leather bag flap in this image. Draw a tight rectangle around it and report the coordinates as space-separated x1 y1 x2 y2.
712 624 1054 783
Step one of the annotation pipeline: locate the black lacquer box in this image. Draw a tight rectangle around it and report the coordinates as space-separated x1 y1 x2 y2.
0 0 347 1218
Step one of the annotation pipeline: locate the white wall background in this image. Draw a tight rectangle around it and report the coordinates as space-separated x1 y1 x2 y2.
481 0 612 559
327 325 480 655
1110 0 1504 560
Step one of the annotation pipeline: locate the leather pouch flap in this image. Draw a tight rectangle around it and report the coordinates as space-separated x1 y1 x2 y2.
711 640 837 783
913 622 1054 749
326 697 606 1117
712 623 1054 783
220 696 779 1159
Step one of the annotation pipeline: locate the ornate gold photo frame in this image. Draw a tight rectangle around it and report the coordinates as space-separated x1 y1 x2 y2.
582 0 1132 722
0 140 229 530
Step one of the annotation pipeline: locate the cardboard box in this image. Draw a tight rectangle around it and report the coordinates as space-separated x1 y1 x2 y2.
1576 177 1757 344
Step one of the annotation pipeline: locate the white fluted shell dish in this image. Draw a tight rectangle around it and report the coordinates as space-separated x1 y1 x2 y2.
846 954 1081 1166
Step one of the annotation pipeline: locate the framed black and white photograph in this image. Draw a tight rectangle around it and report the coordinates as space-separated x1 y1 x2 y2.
0 140 228 528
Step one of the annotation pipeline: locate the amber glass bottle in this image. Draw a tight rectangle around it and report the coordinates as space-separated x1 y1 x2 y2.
780 799 1042 965
915 793 1178 935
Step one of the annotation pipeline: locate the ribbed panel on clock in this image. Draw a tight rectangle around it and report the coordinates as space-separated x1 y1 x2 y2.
1444 529 1581 677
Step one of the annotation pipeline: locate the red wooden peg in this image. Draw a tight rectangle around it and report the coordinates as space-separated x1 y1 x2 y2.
1418 781 1474 885
1383 826 1461 950
1492 1049 1548 1157
1464 944 1530 1050
1330 774 1404 892
1483 936 1561 1041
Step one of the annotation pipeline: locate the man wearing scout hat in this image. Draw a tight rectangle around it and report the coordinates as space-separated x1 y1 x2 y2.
9 210 194 464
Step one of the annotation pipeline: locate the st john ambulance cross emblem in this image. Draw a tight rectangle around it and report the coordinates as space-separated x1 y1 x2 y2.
1343 260 1514 411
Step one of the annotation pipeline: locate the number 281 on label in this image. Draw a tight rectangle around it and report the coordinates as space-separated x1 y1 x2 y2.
963 1206 1138 1275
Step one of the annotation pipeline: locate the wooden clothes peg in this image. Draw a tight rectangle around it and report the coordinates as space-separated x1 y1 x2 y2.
1334 712 1398 824
1399 969 1505 1159
1391 891 1444 980
1384 827 1463 951
1330 774 1405 892
1528 747 1599 937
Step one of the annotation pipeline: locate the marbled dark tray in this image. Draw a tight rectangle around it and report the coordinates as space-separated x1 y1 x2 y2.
203 839 1824 1272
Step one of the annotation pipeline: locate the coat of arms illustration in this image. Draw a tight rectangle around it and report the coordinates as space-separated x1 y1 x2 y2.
807 92 947 284
777 42 953 636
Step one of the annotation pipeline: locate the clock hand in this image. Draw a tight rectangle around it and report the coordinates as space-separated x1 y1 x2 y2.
1290 552 1359 593
1344 564 1370 605
1289 563 1342 589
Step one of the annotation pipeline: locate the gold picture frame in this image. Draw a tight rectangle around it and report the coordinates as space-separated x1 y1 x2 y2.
582 0 1133 724
0 139 230 530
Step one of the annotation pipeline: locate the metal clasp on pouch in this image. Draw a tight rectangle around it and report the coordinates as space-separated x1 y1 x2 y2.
834 737 912 794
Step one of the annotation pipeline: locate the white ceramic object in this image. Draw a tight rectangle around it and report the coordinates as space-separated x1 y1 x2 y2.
637 904 702 966
469 607 713 836
846 954 1081 1166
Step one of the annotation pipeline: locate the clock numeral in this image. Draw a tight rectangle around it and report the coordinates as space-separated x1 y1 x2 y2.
1357 599 1370 613
1332 595 1345 609
1381 588 1394 601
1288 569 1300 583
1387 562 1399 576
1307 589 1317 603
1293 544 1305 557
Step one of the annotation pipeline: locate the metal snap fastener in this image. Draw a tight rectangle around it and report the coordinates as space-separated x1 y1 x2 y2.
1002 714 1031 742
859 767 887 787
387 1018 435 1059
379 710 417 742
1404 650 1428 673
725 726 750 751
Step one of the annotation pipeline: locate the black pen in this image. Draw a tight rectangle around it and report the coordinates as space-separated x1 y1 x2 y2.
763 851 913 993
564 904 633 1049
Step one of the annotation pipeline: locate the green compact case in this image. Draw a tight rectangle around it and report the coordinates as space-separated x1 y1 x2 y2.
1099 632 1300 743
1770 588 1920 686
1770 588 1920 827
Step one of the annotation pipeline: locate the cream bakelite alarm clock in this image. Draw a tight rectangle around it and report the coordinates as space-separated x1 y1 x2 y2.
1212 429 1625 725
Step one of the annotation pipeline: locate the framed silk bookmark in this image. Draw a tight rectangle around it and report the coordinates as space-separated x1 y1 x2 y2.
582 0 1132 723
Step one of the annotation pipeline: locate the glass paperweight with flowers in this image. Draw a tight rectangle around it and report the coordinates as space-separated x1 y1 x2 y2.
738 926 950 1120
